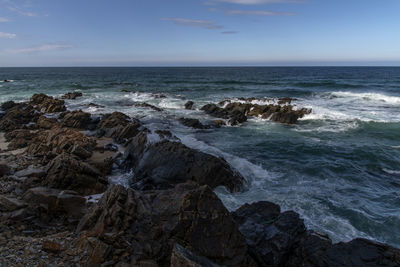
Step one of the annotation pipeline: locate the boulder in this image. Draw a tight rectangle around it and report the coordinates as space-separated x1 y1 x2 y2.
178 117 207 129
97 112 141 143
30 94 66 113
1 100 17 111
76 183 255 266
37 115 58 129
5 129 37 149
23 187 87 218
0 163 10 176
0 103 39 132
27 126 96 160
171 243 221 267
134 102 163 112
61 110 92 129
122 133 244 192
44 154 108 195
0 195 26 211
184 101 194 110
61 92 83 100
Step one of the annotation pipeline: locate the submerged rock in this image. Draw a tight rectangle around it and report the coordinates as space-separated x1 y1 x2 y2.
134 102 163 112
76 183 255 266
184 101 195 110
122 132 244 192
61 92 83 100
178 117 208 129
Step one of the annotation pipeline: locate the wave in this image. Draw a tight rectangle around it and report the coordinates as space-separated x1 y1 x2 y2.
295 81 363 89
326 91 400 105
163 80 275 86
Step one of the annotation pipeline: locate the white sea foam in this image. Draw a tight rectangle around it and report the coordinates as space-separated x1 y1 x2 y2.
383 168 400 175
108 170 134 187
330 91 400 105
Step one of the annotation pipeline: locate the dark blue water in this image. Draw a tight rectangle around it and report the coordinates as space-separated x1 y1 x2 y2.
1 67 400 247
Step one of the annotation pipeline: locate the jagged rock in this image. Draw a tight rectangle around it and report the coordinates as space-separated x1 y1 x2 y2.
178 118 207 129
0 163 10 176
23 187 87 218
122 132 244 192
0 103 39 132
14 165 45 178
0 195 26 211
76 183 255 266
30 94 66 113
61 110 92 129
232 201 400 267
61 92 83 100
42 240 63 253
27 126 96 160
184 101 194 110
5 129 37 150
97 112 141 143
171 243 221 267
1 100 17 111
44 154 107 195
37 116 58 129
232 201 306 266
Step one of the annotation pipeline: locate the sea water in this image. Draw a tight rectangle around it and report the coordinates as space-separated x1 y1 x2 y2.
1 67 399 248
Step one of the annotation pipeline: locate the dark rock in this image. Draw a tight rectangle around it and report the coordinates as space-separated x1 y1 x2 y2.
61 92 83 100
0 195 26 211
37 115 58 129
86 102 105 108
97 112 141 143
232 201 306 266
76 183 256 266
5 129 36 149
0 163 10 176
14 166 45 178
27 126 96 160
0 103 39 132
23 187 87 218
30 93 66 113
122 133 244 192
44 154 107 195
184 101 195 110
1 101 17 111
42 240 63 253
61 110 92 129
171 243 221 267
178 117 207 129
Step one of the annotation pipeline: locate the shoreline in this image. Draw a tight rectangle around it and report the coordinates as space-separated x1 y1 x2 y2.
0 93 399 266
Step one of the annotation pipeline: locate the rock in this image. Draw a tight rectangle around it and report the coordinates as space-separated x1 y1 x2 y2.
178 117 207 129
23 187 87 218
232 201 306 266
134 102 163 112
0 163 10 176
214 120 226 126
37 116 58 129
44 154 108 195
61 92 83 100
171 243 221 267
77 183 255 266
27 126 96 160
184 101 194 110
0 195 26 211
61 110 92 129
1 101 17 111
5 129 37 150
42 240 63 253
232 201 400 267
97 112 141 143
122 133 244 192
0 103 39 132
86 102 105 108
30 94 66 113
14 166 45 178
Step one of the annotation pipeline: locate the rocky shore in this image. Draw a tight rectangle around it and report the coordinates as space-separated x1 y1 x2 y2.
0 93 399 266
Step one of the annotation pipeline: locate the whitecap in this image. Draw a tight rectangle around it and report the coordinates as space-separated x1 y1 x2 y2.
383 168 400 175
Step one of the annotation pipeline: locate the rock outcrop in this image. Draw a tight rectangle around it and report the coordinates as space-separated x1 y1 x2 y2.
61 92 83 100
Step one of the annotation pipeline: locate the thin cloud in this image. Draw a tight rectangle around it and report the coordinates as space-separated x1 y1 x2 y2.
227 9 295 15
7 44 73 54
0 17 9 22
216 0 303 4
221 31 239 34
161 17 223 30
8 6 37 17
0 32 16 39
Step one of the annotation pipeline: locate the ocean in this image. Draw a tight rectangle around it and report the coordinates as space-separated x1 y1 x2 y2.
1 67 399 248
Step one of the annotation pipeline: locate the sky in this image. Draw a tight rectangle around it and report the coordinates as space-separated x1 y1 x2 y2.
0 0 400 67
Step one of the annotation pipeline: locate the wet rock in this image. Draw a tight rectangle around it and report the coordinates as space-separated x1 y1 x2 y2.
171 243 221 267
5 129 37 150
1 101 17 111
184 101 194 110
27 126 96 160
44 154 107 195
42 240 63 253
61 110 92 129
86 102 105 108
23 186 87 218
61 92 83 100
122 133 244 192
0 196 26 211
30 94 66 113
134 102 163 112
97 112 141 143
178 117 207 129
0 164 10 176
14 166 45 178
201 104 229 119
232 201 306 266
77 183 255 266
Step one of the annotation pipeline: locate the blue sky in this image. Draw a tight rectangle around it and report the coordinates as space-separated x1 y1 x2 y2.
0 0 400 66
